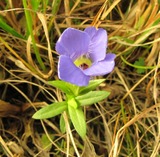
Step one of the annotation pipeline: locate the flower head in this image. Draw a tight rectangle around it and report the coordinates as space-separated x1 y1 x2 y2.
56 27 115 86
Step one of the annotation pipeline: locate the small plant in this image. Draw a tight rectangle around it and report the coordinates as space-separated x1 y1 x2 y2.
32 26 115 138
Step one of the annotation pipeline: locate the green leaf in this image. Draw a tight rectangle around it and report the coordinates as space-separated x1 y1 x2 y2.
79 79 105 94
41 133 54 151
76 91 110 106
32 101 67 119
134 57 146 74
60 114 66 134
31 0 41 11
68 106 86 138
48 80 79 95
0 17 25 39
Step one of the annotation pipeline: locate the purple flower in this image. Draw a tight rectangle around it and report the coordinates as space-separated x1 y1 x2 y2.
55 27 115 86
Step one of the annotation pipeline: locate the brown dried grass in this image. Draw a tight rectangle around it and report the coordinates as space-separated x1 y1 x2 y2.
0 0 160 156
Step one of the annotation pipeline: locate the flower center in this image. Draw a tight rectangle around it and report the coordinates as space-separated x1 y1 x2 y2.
74 56 92 70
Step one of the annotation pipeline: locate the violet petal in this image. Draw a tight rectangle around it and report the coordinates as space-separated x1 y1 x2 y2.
58 55 90 86
84 27 107 62
56 28 90 61
83 53 116 76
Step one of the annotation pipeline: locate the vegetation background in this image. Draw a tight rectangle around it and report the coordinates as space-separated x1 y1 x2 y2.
0 0 160 156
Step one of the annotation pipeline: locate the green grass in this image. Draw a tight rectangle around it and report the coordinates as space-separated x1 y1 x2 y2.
0 0 160 156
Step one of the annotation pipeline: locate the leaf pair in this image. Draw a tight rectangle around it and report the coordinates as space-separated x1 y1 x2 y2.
32 79 110 138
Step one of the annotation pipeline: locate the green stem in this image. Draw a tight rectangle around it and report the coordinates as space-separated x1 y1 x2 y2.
121 55 156 70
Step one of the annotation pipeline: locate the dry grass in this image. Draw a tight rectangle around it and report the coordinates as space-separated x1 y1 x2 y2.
0 0 160 156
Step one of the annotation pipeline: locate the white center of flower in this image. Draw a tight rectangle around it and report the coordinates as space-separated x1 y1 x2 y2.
74 56 92 70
